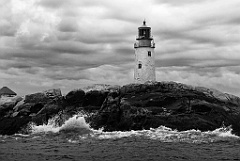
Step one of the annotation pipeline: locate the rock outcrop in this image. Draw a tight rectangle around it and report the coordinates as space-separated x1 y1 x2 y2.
63 86 119 113
0 89 63 134
90 82 240 135
0 96 23 117
1 82 240 136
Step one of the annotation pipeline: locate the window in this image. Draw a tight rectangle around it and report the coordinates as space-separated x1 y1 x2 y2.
138 63 142 69
148 51 151 57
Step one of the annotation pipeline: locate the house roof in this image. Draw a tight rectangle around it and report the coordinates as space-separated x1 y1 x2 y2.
0 86 17 95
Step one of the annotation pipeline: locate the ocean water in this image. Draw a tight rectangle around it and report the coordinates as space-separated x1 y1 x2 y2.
0 114 240 161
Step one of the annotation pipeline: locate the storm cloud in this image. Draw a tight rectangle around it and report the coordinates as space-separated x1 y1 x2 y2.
0 0 240 96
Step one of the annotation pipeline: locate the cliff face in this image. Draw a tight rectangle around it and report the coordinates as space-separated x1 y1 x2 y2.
90 82 240 135
1 81 240 135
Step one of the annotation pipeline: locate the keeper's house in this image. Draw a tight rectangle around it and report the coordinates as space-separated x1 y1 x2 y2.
0 86 17 98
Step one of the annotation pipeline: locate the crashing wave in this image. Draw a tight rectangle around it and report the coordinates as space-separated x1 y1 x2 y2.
30 112 90 134
30 114 239 143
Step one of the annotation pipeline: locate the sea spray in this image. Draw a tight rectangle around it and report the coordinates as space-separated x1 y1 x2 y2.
59 115 91 135
30 112 91 134
30 114 239 143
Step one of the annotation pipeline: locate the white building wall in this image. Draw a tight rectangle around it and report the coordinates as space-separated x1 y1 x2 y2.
134 47 155 83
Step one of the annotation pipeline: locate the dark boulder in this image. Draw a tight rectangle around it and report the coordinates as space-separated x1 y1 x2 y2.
14 103 32 113
37 103 61 116
64 89 85 107
23 89 63 116
24 92 49 104
29 103 44 114
63 86 119 113
24 88 62 104
0 117 31 135
12 89 63 125
82 90 109 110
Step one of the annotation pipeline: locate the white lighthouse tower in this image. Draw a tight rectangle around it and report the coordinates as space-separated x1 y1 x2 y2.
134 20 156 83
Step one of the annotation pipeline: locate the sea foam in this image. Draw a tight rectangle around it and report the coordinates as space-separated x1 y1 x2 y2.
31 114 90 134
30 114 239 143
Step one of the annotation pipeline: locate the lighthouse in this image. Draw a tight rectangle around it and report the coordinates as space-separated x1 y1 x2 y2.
134 20 156 83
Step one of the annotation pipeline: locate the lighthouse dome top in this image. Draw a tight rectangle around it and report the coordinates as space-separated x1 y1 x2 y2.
138 20 151 29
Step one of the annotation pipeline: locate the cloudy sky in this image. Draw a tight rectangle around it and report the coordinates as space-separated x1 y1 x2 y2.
1 0 240 96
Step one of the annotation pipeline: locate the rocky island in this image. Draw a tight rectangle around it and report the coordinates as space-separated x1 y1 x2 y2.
0 81 240 136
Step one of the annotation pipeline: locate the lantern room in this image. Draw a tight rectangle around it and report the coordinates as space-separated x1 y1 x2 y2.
137 20 152 40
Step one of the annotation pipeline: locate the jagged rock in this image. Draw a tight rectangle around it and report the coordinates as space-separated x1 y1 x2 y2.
83 90 109 109
24 92 49 104
24 89 62 104
12 106 31 117
63 88 118 112
44 88 62 98
14 103 32 112
37 103 61 116
90 82 240 135
12 112 19 117
0 96 23 109
21 89 63 116
18 108 31 116
29 103 44 114
13 99 25 112
0 95 23 103
83 84 120 93
0 102 15 110
0 96 23 117
30 103 62 125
